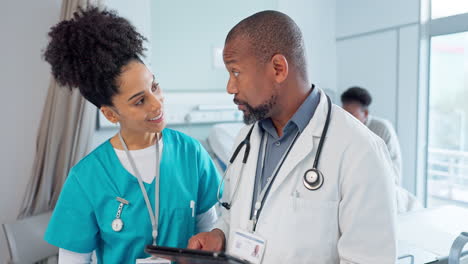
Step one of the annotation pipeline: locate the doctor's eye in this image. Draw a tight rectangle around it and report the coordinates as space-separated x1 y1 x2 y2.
231 70 240 77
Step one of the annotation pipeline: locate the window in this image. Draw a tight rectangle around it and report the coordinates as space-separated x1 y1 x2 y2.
426 32 468 207
431 0 468 19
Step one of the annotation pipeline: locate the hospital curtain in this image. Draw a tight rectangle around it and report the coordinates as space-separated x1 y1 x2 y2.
18 0 104 220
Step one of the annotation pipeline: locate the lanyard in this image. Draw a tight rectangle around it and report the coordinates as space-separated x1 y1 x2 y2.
118 132 160 246
251 130 300 232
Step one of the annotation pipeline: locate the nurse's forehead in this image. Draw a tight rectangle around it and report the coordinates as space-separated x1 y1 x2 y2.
119 62 153 85
116 64 154 94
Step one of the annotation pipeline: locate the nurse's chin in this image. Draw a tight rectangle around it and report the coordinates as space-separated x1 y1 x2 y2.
146 123 166 134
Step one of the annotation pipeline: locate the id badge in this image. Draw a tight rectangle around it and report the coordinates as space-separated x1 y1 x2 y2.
228 229 266 264
135 257 170 264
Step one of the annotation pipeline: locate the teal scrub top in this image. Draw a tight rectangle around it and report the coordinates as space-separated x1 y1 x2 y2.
45 128 221 263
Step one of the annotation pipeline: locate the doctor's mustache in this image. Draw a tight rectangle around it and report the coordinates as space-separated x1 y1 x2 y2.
233 97 247 107
234 98 254 111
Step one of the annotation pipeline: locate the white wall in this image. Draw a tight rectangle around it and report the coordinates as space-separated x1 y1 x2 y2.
106 0 152 64
336 0 420 38
337 30 398 124
0 1 61 225
279 0 337 93
150 0 278 92
0 1 60 260
336 0 420 193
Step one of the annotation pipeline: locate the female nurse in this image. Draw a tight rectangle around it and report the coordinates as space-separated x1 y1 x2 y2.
43 7 221 263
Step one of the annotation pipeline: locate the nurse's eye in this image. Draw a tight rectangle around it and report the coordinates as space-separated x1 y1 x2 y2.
232 70 240 77
135 98 144 106
151 82 160 93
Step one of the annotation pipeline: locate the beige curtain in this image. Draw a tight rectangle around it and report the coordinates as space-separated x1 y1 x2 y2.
18 0 104 219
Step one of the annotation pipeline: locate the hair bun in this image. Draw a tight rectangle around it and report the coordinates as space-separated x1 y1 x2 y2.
43 6 147 107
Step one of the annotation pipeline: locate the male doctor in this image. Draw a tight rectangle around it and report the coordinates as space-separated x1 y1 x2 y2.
188 11 397 263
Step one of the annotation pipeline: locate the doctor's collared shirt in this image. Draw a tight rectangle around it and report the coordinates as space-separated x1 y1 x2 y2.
251 86 320 216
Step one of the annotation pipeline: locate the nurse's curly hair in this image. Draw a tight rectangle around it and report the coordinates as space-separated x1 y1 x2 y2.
43 6 147 107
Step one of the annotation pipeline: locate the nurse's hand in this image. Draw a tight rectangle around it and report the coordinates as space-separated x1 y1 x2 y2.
187 228 225 251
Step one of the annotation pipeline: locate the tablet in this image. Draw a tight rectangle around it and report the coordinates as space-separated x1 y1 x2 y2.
145 245 250 264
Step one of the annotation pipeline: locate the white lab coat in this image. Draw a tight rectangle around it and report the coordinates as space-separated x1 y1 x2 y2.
215 90 397 264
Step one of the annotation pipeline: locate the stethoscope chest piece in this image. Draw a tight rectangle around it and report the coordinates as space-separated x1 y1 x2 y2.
303 168 324 190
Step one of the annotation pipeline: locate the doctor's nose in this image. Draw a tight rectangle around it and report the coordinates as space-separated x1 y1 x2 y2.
226 78 238 95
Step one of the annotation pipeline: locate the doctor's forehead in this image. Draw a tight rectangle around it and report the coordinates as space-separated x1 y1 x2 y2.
223 49 239 65
223 42 240 61
223 38 251 64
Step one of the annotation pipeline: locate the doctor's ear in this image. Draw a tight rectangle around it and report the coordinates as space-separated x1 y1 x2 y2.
270 54 288 83
101 106 119 124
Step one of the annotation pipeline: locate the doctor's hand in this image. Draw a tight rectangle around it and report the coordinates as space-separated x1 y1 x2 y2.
187 228 226 251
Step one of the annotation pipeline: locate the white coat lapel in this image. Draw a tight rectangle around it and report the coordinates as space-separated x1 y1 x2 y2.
266 89 330 197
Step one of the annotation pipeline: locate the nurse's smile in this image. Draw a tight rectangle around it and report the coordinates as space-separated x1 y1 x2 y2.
148 112 164 123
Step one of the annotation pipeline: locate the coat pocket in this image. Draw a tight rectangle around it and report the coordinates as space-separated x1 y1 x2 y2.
278 197 340 263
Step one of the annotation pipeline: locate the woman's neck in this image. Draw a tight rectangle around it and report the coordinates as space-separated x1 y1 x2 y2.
111 130 160 150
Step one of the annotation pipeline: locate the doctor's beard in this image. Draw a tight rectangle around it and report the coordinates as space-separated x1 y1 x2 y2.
234 94 277 124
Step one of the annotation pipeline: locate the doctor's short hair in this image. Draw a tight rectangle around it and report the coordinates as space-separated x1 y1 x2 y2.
225 10 308 81
43 6 147 108
340 86 372 108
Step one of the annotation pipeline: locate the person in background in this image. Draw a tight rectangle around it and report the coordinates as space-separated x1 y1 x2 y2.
341 86 402 184
43 7 220 263
341 86 422 213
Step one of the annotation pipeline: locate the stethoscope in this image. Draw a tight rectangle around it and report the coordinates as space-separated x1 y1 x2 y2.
217 94 332 210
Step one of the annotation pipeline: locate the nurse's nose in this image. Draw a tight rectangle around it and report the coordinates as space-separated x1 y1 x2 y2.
148 93 163 112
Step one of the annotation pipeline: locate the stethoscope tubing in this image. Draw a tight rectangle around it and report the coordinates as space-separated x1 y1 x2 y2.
217 125 256 209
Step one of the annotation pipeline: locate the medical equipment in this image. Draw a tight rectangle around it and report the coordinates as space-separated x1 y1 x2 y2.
217 94 332 210
303 94 331 190
111 197 129 232
145 245 249 263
